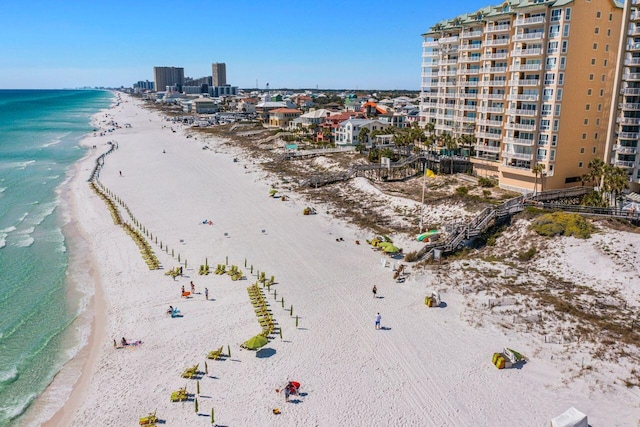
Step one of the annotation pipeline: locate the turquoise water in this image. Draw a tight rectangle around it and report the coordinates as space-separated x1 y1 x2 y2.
0 89 113 425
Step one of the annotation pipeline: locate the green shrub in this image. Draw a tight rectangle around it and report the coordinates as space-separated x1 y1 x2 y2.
517 247 537 261
531 212 595 238
456 186 469 196
478 177 496 187
483 190 491 197
404 251 418 262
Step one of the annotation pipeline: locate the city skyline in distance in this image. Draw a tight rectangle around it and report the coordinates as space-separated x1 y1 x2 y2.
0 0 491 90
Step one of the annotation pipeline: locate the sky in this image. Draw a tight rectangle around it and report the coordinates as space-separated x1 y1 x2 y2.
0 0 492 90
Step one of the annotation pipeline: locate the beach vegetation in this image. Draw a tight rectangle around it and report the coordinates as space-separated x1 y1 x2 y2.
478 177 496 188
404 251 418 262
531 212 595 238
517 247 536 261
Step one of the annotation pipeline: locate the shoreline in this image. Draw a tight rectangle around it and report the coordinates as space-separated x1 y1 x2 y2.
19 98 115 427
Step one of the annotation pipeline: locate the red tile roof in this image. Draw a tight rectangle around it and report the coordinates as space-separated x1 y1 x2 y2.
270 108 301 114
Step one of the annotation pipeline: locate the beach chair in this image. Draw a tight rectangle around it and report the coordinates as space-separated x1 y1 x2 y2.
170 387 188 402
181 364 199 378
207 346 224 360
139 409 157 425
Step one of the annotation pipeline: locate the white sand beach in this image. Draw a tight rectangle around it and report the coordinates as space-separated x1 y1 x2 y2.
42 94 639 426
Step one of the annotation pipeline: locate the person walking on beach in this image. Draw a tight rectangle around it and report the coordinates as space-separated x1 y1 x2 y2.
181 285 185 296
375 313 381 330
119 170 122 177
205 287 209 300
372 285 377 299
190 281 195 294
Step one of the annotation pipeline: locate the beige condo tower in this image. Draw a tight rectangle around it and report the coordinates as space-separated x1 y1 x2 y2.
420 0 623 192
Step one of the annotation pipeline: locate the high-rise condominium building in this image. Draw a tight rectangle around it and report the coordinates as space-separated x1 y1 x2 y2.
606 0 640 192
212 63 227 87
421 0 622 192
153 66 185 92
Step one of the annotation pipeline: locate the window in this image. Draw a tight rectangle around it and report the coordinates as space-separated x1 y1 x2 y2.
609 13 612 21
604 59 608 67
538 134 549 145
591 58 596 65
599 89 604 97
552 135 558 146
565 8 571 20
596 118 600 125
537 149 547 160
578 162 583 168
551 10 562 21
550 149 556 161
555 105 561 116
605 44 609 52
580 147 585 154
543 88 553 100
559 73 564 85
594 134 598 141
593 43 598 50
581 133 587 139
585 104 591 111
584 118 589 125
607 29 611 37
548 41 559 53
563 24 570 37
544 73 556 85
596 11 601 18
587 89 592 96
540 119 550 130
553 120 559 131
592 146 597 153
556 89 563 101
549 25 560 37
546 58 557 69
595 27 599 35
542 104 552 115
589 74 594 81
561 41 568 53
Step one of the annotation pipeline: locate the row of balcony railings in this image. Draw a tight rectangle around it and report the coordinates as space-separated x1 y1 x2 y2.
614 145 639 155
618 103 640 110
616 117 640 125
615 160 638 168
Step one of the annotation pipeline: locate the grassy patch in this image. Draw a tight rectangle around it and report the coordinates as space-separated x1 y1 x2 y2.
531 212 595 238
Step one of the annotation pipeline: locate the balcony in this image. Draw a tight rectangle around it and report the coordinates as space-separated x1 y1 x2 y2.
509 79 541 87
437 123 454 131
507 94 540 102
503 137 535 146
484 39 510 47
482 52 508 60
460 44 482 51
475 143 501 153
458 68 481 75
461 30 483 38
438 70 457 76
478 93 506 100
621 88 640 95
479 80 507 87
460 56 482 63
502 151 533 160
618 103 640 110
615 160 636 168
617 117 640 125
628 43 640 51
482 66 508 74
623 73 640 81
460 116 476 123
459 104 477 111
624 58 640 66
478 106 504 113
509 63 542 72
505 122 536 131
440 36 460 44
614 145 638 154
476 131 502 140
514 16 546 26
441 59 458 65
477 119 503 127
506 108 537 116
462 81 479 87
628 27 640 36
513 32 544 42
618 132 640 139
422 40 439 48
486 24 510 33
423 51 440 58
511 48 543 57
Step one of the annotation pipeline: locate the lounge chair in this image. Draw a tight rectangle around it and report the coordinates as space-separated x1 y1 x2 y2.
139 409 157 425
207 346 224 360
170 387 188 402
181 364 199 378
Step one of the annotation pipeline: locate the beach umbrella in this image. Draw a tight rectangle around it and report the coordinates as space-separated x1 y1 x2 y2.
269 189 278 196
383 244 400 253
243 335 268 350
377 241 394 249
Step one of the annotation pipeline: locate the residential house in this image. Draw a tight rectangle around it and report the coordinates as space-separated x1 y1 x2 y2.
334 118 387 146
268 108 302 128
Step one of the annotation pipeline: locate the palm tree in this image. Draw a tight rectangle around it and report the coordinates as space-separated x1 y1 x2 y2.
603 165 628 208
441 134 458 174
531 163 545 195
357 127 370 146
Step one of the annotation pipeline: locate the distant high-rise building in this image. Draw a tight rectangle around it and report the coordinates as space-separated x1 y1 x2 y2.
153 66 185 92
212 63 227 87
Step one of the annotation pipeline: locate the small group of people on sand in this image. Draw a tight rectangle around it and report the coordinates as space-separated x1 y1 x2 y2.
113 337 142 348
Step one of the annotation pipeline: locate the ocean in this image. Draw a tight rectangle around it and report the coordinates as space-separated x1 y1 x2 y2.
0 89 113 425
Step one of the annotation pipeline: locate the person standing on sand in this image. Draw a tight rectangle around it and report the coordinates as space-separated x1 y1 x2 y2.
190 281 195 294
372 285 377 299
181 285 185 296
375 313 381 330
205 288 209 300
